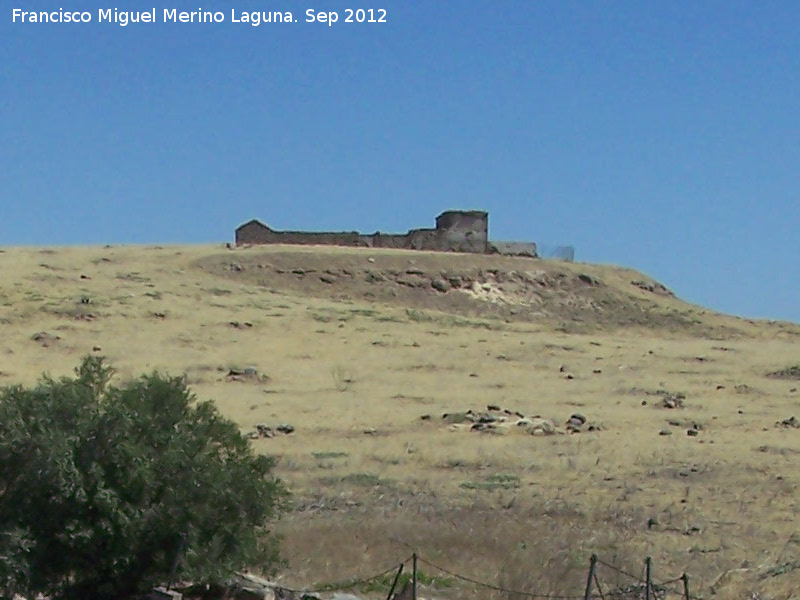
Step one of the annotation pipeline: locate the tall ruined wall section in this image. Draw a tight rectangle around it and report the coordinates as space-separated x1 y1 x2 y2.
434 210 488 253
368 230 436 249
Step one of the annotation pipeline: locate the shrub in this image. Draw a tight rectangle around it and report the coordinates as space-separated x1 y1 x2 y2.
0 356 287 600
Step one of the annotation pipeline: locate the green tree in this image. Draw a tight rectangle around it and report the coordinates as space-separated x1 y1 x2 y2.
0 356 287 599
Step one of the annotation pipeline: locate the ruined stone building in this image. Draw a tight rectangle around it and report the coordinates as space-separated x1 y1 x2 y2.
234 210 538 258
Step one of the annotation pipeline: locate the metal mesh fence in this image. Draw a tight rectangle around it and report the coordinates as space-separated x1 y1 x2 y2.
537 244 575 261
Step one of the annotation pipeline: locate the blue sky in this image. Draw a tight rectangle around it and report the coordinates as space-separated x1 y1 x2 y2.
2 1 799 322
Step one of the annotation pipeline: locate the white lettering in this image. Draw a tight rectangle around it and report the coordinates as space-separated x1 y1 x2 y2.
232 10 292 25
306 10 337 25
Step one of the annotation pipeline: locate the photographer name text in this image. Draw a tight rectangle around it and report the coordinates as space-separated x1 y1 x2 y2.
11 7 387 26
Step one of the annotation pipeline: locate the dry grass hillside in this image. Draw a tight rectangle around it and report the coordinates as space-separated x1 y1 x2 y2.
1 243 800 599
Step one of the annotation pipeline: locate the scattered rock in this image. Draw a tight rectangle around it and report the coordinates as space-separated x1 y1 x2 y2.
399 276 427 288
223 572 282 600
524 418 559 436
248 423 294 440
442 412 471 425
435 406 599 436
569 413 587 425
431 278 450 293
31 331 61 347
631 280 674 296
255 424 274 438
477 413 500 424
776 416 800 429
365 271 386 283
319 275 336 284
470 422 502 433
659 429 672 436
447 275 463 288
767 365 800 380
658 392 685 409
687 428 700 437
227 367 269 383
565 413 602 433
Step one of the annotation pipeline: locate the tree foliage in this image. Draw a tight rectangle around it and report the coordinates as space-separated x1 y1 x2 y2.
0 357 287 599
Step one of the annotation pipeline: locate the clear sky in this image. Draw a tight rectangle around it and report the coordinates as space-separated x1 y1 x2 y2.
2 2 799 323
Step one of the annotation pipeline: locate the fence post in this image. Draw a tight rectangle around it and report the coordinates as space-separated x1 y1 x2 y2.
412 553 418 600
645 557 652 600
583 554 597 600
386 563 405 600
681 573 690 600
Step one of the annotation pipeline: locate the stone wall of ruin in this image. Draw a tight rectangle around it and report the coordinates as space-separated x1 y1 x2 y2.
235 211 522 256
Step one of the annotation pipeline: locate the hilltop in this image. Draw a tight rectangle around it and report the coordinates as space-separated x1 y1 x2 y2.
1 243 799 599
197 244 778 337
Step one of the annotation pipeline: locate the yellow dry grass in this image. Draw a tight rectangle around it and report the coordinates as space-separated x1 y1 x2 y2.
1 243 799 599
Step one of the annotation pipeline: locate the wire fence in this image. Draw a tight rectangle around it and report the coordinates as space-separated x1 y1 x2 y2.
265 553 692 600
537 244 576 262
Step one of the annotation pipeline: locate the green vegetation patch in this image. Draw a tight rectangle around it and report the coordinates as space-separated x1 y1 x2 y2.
0 356 287 599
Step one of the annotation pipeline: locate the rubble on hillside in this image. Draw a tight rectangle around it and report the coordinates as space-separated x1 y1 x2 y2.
226 367 270 383
776 416 800 429
246 423 295 439
421 405 602 435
